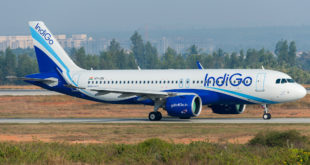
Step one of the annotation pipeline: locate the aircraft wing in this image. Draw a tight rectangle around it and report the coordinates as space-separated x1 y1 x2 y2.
89 88 178 99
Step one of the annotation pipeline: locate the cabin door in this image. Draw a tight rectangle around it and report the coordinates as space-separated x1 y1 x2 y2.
255 73 266 92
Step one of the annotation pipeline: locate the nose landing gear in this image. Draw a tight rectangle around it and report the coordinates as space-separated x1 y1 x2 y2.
262 104 271 120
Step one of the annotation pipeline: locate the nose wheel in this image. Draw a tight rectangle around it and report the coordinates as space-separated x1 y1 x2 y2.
263 113 271 120
262 104 271 120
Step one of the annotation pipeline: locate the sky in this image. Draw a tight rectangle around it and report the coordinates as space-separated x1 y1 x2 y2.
1 0 310 35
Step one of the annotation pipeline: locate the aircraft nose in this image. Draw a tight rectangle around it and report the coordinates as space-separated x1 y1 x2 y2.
296 85 307 99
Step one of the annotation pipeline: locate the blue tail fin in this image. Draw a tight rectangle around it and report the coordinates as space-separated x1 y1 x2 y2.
29 21 81 73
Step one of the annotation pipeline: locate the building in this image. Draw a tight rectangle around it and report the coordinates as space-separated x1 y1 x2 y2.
0 34 109 54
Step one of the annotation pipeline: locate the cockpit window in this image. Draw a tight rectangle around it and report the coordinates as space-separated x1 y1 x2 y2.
287 79 295 83
276 79 280 84
281 79 287 84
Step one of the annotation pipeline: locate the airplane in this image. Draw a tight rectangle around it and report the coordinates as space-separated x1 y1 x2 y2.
10 21 307 121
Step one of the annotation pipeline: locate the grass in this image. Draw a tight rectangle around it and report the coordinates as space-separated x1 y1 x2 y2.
1 123 310 144
249 130 309 148
0 132 310 164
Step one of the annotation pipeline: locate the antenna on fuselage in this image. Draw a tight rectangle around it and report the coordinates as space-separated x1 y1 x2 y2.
261 66 265 70
134 59 141 70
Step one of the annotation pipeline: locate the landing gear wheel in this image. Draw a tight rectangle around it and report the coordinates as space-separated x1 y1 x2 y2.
156 112 162 120
148 112 162 121
263 113 271 120
262 104 271 120
149 112 157 121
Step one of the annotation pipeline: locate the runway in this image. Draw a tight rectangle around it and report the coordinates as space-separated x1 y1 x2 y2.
0 118 310 124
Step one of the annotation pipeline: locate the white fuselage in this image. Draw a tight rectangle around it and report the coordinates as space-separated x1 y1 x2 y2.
72 69 306 105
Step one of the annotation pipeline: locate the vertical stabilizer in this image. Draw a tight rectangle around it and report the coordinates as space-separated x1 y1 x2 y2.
29 21 81 73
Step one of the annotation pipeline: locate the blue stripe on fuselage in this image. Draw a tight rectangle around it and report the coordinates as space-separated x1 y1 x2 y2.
207 87 278 104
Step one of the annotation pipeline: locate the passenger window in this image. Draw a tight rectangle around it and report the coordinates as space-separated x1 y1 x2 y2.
155 81 158 84
171 81 174 84
115 81 118 84
159 81 162 84
100 81 102 84
201 80 203 84
96 81 98 84
167 81 170 84
276 79 280 84
147 81 150 84
88 81 90 84
163 81 166 84
131 81 134 84
107 81 110 84
104 81 106 84
111 81 114 84
281 79 287 84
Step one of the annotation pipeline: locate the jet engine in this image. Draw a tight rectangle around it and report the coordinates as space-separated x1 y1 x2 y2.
164 95 202 118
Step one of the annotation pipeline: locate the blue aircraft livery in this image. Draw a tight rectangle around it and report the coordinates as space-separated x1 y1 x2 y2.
204 73 252 87
35 23 54 45
14 21 307 121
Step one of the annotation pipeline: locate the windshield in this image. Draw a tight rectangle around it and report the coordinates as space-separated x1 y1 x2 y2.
281 79 287 84
287 79 295 83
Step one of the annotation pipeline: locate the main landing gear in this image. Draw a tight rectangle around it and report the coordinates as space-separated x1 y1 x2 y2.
148 99 163 121
148 112 162 121
262 104 271 120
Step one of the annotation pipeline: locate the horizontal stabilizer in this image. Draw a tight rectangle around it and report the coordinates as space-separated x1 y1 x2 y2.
6 76 58 87
63 84 85 89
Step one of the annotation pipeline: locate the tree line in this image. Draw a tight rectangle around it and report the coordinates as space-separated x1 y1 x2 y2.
1 31 310 85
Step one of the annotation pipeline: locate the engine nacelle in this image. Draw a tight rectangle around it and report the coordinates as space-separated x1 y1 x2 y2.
210 104 246 114
164 95 202 118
